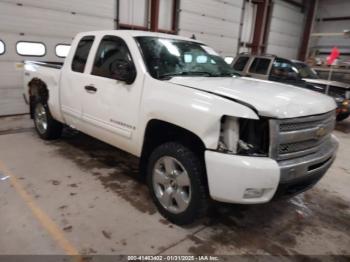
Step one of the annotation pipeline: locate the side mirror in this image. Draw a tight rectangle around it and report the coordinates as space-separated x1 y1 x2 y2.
112 59 136 84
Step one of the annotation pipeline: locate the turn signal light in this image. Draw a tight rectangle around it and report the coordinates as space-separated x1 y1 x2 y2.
243 188 265 199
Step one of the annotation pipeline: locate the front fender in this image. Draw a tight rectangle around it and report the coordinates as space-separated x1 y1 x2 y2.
137 78 258 154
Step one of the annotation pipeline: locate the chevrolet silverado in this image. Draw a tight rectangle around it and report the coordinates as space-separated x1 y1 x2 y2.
24 31 338 225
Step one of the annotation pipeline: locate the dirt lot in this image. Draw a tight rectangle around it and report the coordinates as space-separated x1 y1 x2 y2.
0 115 349 257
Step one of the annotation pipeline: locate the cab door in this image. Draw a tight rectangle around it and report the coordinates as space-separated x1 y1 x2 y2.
269 58 305 87
60 35 95 129
80 35 142 153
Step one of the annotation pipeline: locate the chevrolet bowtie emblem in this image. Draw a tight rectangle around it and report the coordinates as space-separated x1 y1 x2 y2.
316 126 326 138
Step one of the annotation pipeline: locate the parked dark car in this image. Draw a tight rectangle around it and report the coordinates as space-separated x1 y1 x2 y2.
232 54 350 121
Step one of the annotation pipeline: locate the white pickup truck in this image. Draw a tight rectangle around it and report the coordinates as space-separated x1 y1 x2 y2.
24 30 338 225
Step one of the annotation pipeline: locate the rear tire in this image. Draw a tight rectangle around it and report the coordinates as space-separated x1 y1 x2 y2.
33 100 63 140
147 142 208 225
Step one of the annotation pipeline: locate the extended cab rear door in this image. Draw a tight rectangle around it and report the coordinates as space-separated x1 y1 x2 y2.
60 35 95 129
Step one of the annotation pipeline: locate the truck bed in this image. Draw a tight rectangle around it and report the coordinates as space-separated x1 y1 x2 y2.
25 61 64 69
23 60 63 115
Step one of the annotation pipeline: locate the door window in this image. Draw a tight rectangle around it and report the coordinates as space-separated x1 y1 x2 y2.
71 36 94 73
233 56 249 71
270 58 299 80
249 58 271 75
91 35 134 80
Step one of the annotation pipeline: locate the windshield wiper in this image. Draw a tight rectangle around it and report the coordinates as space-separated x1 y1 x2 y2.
159 71 214 79
215 73 237 77
212 71 241 77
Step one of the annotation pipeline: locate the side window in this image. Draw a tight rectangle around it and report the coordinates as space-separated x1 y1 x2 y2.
233 56 249 71
92 35 134 80
16 41 46 56
249 58 271 75
56 44 71 58
0 40 5 55
270 58 298 80
72 36 94 73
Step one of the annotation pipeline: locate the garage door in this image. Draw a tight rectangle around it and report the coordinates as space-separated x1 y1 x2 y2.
0 0 115 116
178 0 244 58
266 0 305 59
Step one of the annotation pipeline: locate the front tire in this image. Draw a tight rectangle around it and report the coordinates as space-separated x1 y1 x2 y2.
147 142 208 225
33 101 63 140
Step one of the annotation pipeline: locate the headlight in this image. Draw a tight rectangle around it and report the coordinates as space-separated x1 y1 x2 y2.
218 116 270 156
218 116 239 153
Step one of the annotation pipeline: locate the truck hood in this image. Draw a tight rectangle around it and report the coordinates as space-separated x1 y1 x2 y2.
169 76 336 118
303 78 350 90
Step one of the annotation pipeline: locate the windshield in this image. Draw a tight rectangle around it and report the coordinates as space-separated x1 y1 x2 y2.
294 62 319 79
136 37 237 79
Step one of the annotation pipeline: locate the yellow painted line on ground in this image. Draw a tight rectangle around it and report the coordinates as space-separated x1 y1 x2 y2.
0 160 81 257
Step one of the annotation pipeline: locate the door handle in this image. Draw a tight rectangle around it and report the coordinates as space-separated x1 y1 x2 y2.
85 85 97 93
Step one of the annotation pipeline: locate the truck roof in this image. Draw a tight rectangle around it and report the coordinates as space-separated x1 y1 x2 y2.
237 53 308 65
76 30 204 44
238 52 277 58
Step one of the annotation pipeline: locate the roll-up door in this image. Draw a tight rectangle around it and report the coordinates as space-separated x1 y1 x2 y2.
0 0 115 116
266 0 305 59
178 0 244 58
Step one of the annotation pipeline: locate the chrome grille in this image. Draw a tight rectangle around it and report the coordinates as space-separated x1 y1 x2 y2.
270 111 336 160
279 139 317 154
280 120 327 132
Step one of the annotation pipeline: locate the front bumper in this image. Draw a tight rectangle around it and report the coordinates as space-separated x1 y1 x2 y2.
274 135 338 198
205 135 338 204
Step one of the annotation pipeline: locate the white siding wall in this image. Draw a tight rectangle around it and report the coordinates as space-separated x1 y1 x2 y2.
0 0 115 116
178 0 244 57
119 0 149 28
118 0 174 30
159 0 174 31
266 0 305 59
239 1 256 53
311 0 350 58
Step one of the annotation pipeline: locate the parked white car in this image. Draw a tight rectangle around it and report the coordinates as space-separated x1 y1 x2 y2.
24 30 338 225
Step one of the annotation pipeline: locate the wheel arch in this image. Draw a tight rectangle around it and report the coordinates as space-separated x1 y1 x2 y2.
140 119 207 180
28 78 49 118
